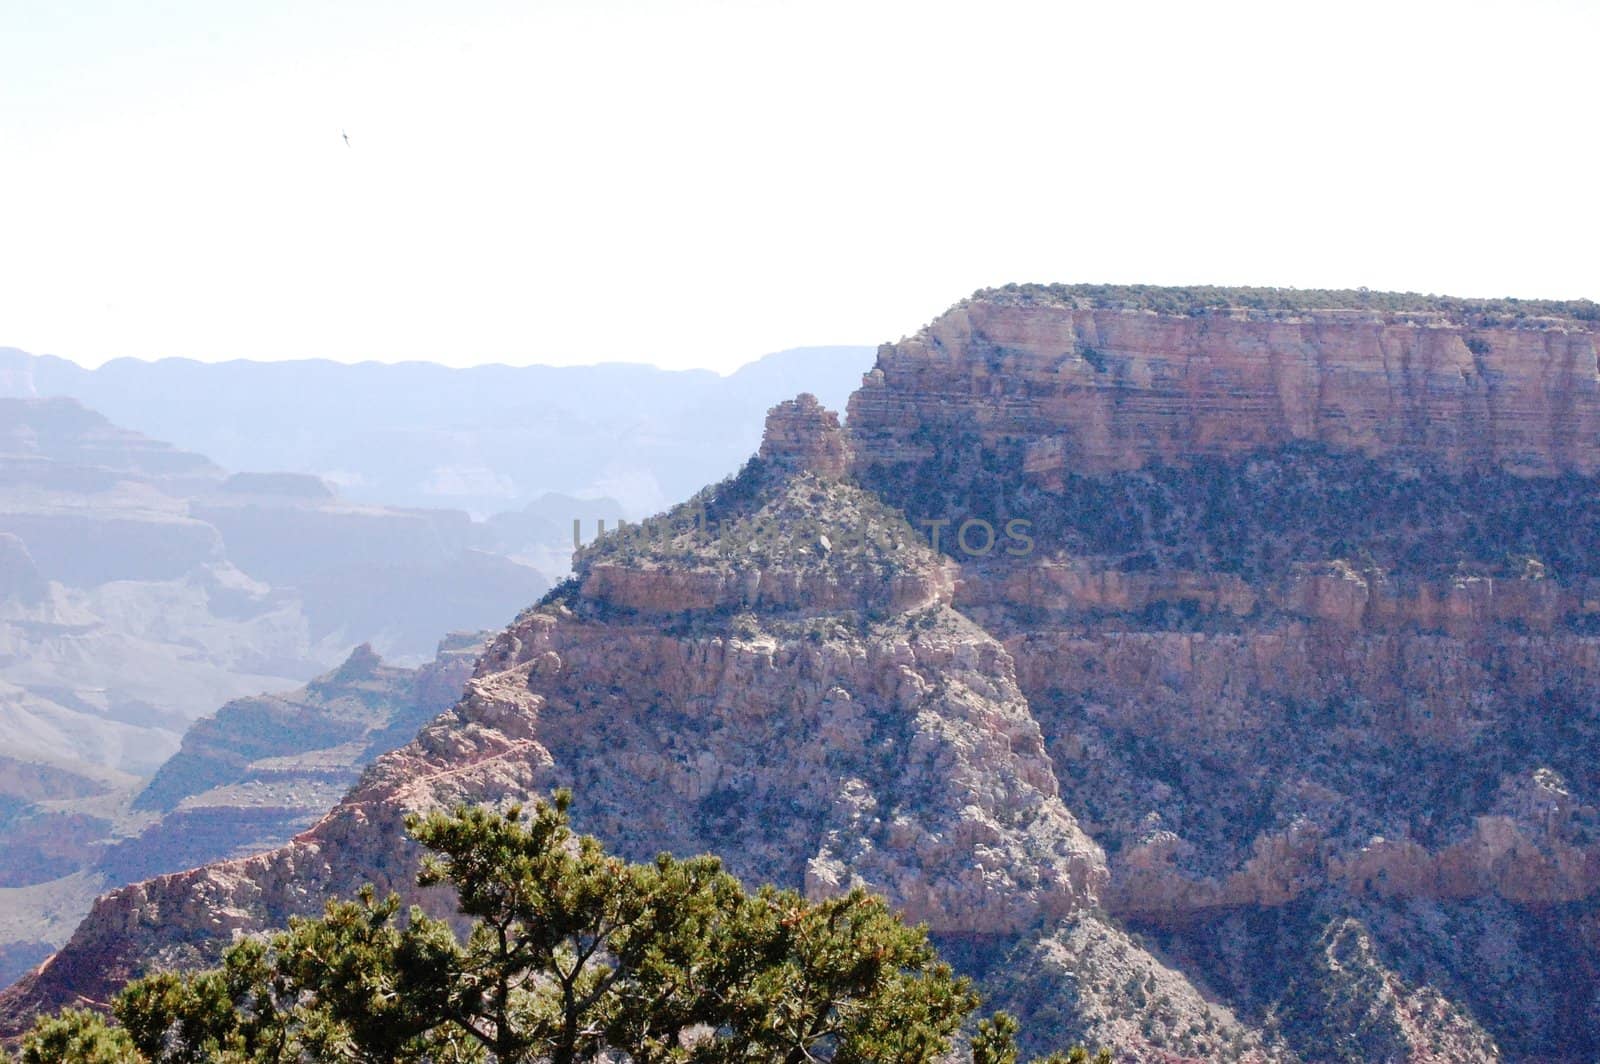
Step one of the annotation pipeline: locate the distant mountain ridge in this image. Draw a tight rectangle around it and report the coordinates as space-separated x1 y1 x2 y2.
0 346 875 516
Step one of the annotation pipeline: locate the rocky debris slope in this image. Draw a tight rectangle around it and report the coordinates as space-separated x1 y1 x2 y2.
1281 918 1499 1062
988 912 1283 1063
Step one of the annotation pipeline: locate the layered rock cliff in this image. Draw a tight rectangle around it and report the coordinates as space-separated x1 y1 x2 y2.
848 285 1600 1061
851 285 1600 479
12 287 1600 1061
2 395 1227 1060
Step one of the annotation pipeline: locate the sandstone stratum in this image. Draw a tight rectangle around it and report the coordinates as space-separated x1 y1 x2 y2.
8 285 1600 1061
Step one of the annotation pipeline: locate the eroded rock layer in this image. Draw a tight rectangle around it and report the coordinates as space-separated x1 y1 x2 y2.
848 286 1600 1062
14 287 1600 1061
2 447 1131 1048
851 286 1600 478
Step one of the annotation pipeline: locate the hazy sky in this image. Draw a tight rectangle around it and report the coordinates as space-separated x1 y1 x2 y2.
4 0 1596 371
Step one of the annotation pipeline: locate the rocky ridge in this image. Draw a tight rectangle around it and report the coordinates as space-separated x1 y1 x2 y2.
12 288 1600 1060
0 394 1221 1060
847 286 1600 1061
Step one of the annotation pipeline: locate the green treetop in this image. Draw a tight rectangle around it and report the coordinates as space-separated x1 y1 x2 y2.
13 791 1107 1063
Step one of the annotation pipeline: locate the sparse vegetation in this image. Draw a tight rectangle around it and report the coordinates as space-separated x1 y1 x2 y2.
979 283 1600 324
868 436 1600 586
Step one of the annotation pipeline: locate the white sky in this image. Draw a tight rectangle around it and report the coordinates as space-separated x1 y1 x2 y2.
3 0 1596 371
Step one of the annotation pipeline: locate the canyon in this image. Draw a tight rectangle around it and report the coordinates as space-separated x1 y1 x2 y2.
0 636 482 990
7 286 1600 1061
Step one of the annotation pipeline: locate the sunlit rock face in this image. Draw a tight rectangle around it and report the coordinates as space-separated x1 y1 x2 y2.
850 286 1600 479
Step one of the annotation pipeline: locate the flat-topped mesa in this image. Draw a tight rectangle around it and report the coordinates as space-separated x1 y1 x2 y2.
759 393 852 479
848 285 1600 480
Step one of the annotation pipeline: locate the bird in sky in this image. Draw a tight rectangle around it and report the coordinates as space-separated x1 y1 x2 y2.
341 130 350 148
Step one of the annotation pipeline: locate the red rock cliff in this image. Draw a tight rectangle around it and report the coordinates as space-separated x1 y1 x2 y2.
849 289 1600 478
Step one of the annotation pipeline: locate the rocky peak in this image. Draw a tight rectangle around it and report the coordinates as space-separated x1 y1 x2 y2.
758 393 851 479
569 473 955 617
327 642 385 683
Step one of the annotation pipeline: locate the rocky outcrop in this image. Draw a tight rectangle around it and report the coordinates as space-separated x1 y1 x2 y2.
0 635 487 996
0 399 221 486
16 287 1600 1061
844 287 1600 1061
849 286 1600 480
759 392 852 478
0 456 1109 1032
989 912 1286 1063
575 480 954 617
131 636 485 816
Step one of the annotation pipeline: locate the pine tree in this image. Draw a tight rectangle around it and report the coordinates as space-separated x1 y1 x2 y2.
18 791 1110 1062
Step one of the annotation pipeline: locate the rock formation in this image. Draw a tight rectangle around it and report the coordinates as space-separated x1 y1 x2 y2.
847 285 1600 1061
0 636 484 991
0 397 548 779
850 285 1600 479
12 287 1600 1061
0 400 1134 1049
758 392 853 478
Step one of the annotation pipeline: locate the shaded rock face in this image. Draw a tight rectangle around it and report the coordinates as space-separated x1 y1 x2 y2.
843 287 1600 1062
1277 918 1500 1062
217 472 337 500
987 912 1285 1063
